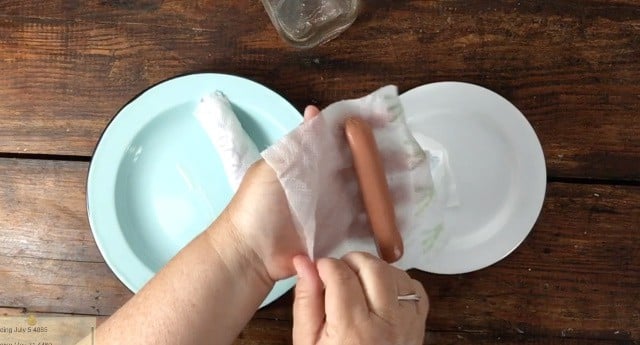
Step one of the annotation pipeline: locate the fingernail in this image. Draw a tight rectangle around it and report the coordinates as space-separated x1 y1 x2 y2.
394 245 403 260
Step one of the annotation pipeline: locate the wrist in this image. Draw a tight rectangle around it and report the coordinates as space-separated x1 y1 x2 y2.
204 210 275 290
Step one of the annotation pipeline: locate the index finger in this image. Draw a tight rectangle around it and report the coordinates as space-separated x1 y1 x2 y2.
316 258 369 324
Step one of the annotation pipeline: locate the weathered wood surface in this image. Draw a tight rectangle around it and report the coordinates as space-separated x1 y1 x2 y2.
0 158 99 262
1 1 639 181
1 1 639 344
2 308 628 345
1 158 638 343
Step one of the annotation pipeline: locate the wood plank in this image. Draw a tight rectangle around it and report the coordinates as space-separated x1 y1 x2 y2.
0 307 107 326
2 308 625 345
237 318 635 345
420 182 640 341
0 158 638 342
0 0 266 29
0 1 639 180
0 255 132 315
2 0 640 32
0 158 99 262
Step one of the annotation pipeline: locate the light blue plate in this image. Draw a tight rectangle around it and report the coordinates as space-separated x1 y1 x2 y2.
87 73 301 307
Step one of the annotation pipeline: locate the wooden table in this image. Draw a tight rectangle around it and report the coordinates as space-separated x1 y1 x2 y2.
1 1 639 344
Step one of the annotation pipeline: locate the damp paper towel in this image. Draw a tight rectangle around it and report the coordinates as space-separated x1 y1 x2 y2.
195 91 261 191
196 86 456 270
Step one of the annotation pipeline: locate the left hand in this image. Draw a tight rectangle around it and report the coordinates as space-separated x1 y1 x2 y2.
221 106 321 281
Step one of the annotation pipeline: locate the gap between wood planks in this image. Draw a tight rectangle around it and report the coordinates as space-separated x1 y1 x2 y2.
0 152 638 187
0 253 103 264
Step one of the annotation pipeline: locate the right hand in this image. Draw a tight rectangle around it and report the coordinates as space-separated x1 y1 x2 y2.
292 252 429 345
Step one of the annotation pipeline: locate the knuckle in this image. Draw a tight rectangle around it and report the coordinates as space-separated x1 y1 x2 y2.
333 267 356 284
319 258 354 283
316 257 335 272
342 251 392 278
351 252 388 272
342 251 376 264
366 260 390 278
394 267 412 281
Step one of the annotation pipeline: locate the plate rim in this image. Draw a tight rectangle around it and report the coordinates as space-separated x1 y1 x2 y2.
86 72 300 307
400 81 547 274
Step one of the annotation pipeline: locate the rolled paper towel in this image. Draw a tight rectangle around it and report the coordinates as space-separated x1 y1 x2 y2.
195 91 261 191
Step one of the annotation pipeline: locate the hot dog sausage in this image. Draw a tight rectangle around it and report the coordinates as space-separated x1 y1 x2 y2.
344 117 403 263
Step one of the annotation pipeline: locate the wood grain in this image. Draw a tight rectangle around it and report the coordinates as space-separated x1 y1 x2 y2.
0 0 639 180
0 254 132 315
2 308 625 345
236 318 637 345
1 1 639 343
0 158 99 262
0 159 637 342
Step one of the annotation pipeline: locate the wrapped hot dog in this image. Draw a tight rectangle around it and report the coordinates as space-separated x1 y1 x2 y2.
262 86 453 267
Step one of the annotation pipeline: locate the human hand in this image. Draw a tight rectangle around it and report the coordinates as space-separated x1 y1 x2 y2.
292 252 429 345
221 106 321 281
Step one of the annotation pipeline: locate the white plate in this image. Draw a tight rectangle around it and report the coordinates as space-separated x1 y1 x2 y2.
400 82 546 274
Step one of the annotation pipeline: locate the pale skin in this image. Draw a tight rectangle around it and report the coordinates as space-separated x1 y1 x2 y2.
90 106 429 345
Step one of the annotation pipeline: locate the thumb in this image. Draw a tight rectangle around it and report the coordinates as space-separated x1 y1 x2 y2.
303 105 320 121
292 255 324 345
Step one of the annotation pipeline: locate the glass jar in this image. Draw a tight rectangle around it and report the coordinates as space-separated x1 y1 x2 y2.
262 0 360 49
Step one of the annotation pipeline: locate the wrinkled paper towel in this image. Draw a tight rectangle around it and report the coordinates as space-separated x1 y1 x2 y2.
196 86 456 270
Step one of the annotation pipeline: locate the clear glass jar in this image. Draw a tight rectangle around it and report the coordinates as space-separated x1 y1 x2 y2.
262 0 360 49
